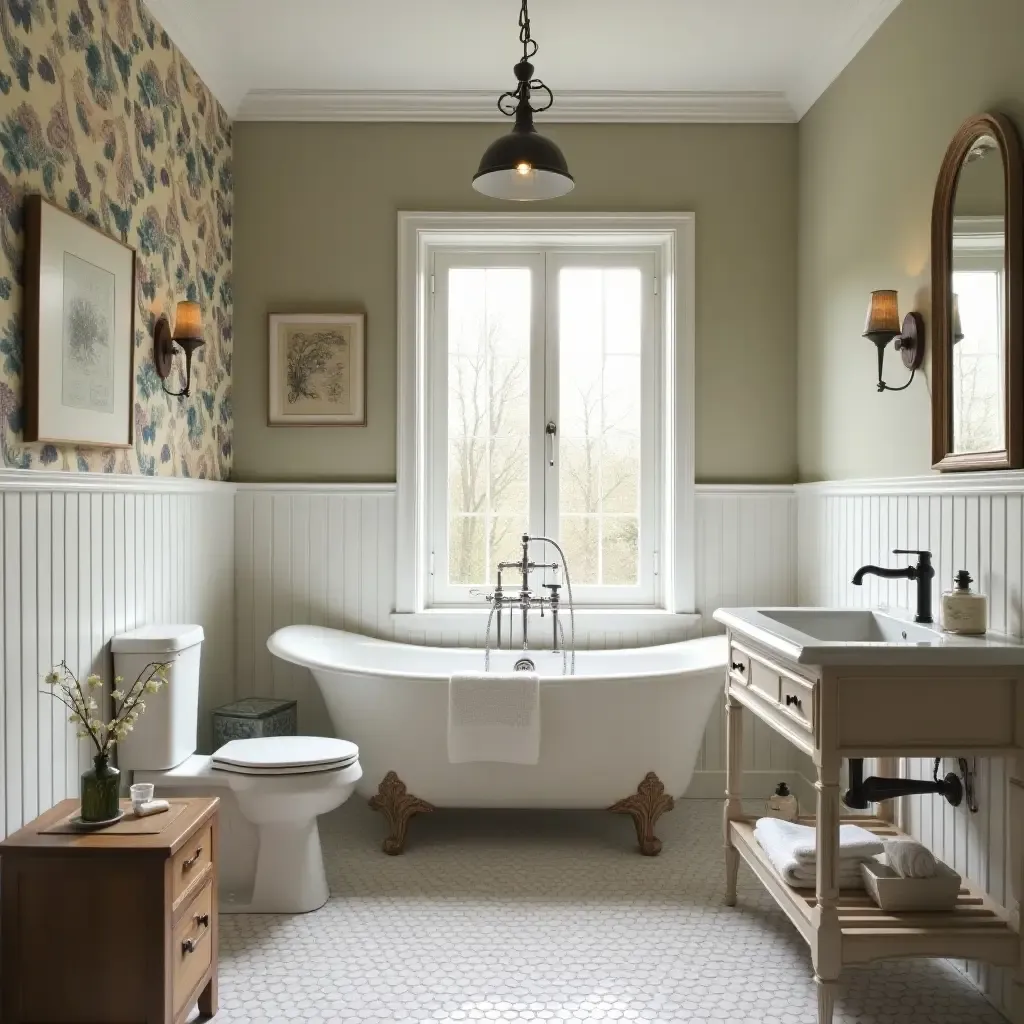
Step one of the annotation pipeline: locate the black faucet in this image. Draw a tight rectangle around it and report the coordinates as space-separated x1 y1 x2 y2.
851 549 935 624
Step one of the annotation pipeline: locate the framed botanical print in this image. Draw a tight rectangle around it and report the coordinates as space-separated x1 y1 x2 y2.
268 312 366 426
23 195 136 447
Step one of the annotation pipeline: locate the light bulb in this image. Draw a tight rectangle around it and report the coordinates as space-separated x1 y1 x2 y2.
516 162 533 176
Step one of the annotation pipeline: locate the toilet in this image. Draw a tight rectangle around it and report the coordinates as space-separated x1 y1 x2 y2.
113 624 362 914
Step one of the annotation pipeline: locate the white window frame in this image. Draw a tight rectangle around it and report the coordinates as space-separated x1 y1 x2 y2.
396 212 696 619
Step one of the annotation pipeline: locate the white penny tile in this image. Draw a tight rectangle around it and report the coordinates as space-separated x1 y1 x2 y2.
212 801 1005 1024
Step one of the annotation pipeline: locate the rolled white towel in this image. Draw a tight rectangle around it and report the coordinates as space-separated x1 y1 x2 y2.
885 839 937 879
754 817 885 865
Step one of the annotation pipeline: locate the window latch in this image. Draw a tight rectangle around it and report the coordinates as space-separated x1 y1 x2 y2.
545 421 557 467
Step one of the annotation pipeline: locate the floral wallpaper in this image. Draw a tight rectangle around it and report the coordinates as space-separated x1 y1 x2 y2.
0 0 232 477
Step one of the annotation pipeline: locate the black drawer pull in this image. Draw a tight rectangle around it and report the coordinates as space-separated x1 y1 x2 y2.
785 694 803 709
182 938 198 955
730 661 745 673
195 913 210 928
182 847 203 871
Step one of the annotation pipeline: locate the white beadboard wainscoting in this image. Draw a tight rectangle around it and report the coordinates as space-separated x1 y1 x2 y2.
797 473 1024 1015
234 482 802 798
0 471 236 840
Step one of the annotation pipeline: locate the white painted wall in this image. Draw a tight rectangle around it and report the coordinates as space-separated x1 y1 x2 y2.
0 472 236 839
234 483 801 795
797 473 1024 1015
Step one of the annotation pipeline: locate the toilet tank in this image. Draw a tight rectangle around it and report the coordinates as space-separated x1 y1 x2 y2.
112 625 204 771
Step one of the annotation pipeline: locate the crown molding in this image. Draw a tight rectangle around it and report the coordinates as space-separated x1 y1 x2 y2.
235 89 797 124
0 469 236 494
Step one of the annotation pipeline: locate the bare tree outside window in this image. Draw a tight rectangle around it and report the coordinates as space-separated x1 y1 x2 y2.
953 270 1004 454
443 264 644 592
447 269 530 585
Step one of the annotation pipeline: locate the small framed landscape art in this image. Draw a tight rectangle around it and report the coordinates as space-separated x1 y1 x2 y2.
23 195 136 447
268 312 366 426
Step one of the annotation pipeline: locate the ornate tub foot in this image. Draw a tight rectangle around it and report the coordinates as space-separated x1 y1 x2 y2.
609 772 675 856
368 771 434 855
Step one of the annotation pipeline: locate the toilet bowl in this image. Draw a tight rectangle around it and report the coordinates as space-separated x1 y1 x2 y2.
113 625 362 914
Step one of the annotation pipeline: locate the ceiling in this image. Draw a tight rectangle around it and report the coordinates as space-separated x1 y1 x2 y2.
146 0 905 123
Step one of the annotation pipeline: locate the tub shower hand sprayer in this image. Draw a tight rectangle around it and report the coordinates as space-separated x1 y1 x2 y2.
482 533 576 675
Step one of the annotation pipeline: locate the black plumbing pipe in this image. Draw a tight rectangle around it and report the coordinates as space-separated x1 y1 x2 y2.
844 758 963 809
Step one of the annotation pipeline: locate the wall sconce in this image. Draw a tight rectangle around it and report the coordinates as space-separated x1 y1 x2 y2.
154 300 205 398
862 289 925 392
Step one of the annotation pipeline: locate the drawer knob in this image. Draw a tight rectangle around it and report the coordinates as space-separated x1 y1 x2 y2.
182 847 203 871
195 912 210 928
730 661 745 673
182 938 198 955
785 694 802 709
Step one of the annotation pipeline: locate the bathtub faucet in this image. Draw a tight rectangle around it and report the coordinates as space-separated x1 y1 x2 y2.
486 533 561 651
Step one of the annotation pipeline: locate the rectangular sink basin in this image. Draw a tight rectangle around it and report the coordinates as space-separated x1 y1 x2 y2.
757 609 939 644
713 606 1024 666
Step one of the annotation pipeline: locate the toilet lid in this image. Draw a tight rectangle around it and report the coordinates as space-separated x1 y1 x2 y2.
211 736 359 776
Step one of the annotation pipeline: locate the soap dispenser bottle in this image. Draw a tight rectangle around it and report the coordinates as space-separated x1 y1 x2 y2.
764 781 799 822
941 570 988 635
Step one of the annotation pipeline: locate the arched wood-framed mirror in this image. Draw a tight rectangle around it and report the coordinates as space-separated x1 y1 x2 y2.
932 112 1024 471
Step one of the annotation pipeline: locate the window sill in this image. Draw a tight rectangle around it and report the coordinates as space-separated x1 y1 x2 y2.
391 608 703 642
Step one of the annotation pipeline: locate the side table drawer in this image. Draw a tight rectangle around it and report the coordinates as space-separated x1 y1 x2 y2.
173 883 213 1016
172 824 212 907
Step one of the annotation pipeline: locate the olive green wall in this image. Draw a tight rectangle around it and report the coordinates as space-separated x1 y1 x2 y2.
797 0 1024 481
233 122 797 482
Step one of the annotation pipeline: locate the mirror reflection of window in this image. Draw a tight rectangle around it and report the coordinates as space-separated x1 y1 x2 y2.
949 133 1007 456
952 268 1004 453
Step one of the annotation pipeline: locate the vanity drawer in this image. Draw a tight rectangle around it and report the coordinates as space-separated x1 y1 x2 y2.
173 883 213 1016
748 658 781 703
780 675 814 731
729 648 751 683
172 824 212 907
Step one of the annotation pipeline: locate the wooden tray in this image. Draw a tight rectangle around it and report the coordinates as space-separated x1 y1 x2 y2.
42 799 188 836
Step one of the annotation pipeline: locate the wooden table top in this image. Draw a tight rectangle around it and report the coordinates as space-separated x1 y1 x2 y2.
0 796 218 856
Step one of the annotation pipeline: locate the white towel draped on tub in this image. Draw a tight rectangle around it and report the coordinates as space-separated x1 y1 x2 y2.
448 672 541 765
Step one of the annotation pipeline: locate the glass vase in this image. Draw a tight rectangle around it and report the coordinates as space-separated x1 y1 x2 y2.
81 753 120 822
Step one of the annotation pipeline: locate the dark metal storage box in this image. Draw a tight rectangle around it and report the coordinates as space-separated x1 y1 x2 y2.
212 698 298 747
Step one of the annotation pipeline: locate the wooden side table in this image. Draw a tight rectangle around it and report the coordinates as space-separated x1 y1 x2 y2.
0 796 219 1024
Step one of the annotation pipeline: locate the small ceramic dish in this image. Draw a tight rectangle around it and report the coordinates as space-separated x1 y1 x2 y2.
67 809 125 831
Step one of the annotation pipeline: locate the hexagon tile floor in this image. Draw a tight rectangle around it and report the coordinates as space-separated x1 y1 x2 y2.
211 800 1007 1024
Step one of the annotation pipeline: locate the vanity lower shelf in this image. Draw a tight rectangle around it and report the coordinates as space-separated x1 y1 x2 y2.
730 817 1018 967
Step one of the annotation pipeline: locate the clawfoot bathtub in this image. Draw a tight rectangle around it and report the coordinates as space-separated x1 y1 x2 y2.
268 626 727 851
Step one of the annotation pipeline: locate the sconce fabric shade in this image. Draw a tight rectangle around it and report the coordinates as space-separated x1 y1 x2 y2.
863 290 901 340
172 300 204 342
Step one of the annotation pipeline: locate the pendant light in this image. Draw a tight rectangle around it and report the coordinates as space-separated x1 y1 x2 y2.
473 0 574 201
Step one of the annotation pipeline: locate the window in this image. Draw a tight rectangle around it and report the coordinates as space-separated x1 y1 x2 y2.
431 250 657 606
397 214 695 616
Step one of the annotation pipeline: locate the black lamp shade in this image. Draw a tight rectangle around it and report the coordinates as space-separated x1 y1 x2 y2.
473 124 574 201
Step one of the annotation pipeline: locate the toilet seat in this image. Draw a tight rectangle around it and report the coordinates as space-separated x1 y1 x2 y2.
212 736 359 776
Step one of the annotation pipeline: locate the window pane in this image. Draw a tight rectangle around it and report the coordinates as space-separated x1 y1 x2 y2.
558 267 643 587
447 267 531 586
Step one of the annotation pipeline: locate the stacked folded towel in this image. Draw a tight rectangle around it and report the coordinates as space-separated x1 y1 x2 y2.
754 818 885 889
